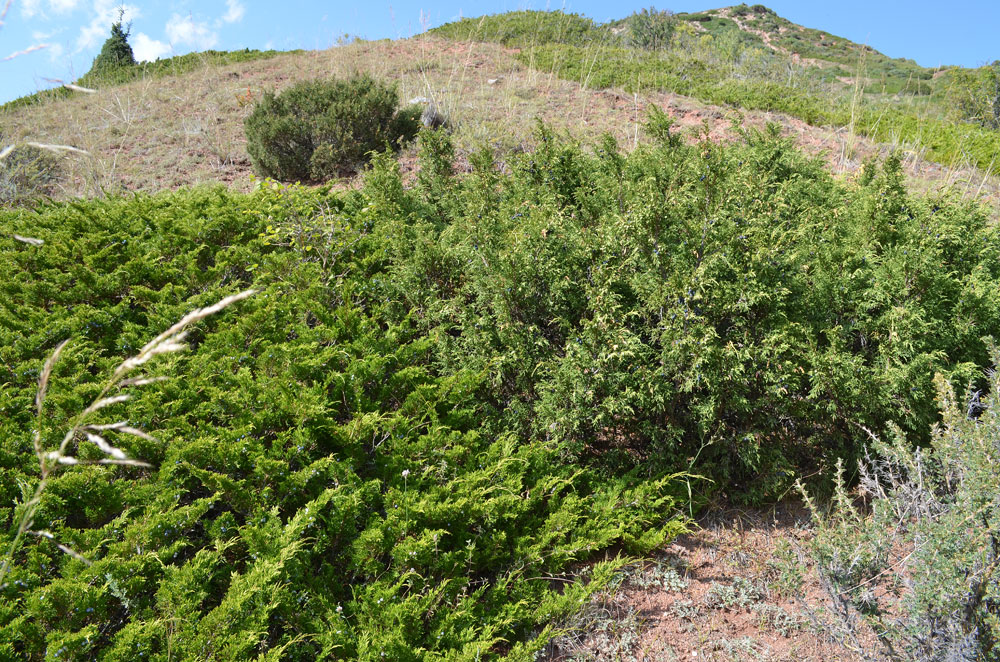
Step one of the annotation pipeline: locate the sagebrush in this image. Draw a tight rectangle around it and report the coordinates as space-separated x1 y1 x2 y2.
803 357 1000 661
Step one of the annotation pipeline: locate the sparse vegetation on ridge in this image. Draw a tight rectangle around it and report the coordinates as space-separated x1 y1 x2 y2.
430 7 1000 176
0 48 295 113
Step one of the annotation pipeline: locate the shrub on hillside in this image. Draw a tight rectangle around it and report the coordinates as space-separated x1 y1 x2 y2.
0 185 688 659
624 7 676 51
385 123 1000 501
243 76 418 182
81 17 136 83
948 61 1000 130
0 143 61 207
803 358 1000 661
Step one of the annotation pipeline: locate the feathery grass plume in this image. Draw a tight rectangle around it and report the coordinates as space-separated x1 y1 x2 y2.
24 141 90 156
39 78 99 94
61 83 97 94
2 43 49 61
12 234 43 245
0 288 256 587
0 0 11 31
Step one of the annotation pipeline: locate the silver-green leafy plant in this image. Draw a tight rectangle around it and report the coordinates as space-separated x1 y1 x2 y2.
801 357 1000 661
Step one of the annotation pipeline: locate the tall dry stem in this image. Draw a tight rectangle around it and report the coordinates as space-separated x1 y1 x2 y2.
0 288 255 587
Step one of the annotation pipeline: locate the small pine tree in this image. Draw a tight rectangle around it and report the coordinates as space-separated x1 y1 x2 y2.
85 13 136 80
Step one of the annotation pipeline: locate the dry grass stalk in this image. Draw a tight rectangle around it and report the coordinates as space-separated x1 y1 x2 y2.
12 234 44 245
0 288 256 587
25 141 90 156
63 83 97 94
2 43 48 61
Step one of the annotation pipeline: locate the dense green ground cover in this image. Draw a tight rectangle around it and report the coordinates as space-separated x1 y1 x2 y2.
2 123 999 659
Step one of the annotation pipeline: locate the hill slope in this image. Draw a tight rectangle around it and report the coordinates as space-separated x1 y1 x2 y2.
4 7 1000 661
1 33 997 208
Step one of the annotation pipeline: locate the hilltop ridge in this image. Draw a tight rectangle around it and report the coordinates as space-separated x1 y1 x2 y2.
2 4 998 203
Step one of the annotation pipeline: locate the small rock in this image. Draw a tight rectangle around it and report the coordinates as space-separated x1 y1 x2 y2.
421 103 447 129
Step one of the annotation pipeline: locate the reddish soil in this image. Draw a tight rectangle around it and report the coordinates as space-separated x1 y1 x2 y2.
4 36 998 213
541 502 874 661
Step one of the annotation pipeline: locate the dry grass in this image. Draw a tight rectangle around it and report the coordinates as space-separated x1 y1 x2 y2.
3 36 998 210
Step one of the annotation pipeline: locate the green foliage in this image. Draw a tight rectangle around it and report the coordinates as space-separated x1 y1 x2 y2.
428 11 607 48
0 144 61 208
643 105 682 149
0 180 688 659
377 123 1000 501
2 122 1000 657
947 61 1000 130
433 9 1000 175
622 7 676 51
854 105 1000 176
82 18 136 82
243 76 417 182
803 357 1000 660
517 40 1000 175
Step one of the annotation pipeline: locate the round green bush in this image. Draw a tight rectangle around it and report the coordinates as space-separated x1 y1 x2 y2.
243 76 418 182
0 143 62 207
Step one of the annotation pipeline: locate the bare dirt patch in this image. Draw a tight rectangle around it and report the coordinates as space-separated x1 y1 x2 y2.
540 502 869 662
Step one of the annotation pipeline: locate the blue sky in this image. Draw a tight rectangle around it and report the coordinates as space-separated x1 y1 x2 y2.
1 0 997 104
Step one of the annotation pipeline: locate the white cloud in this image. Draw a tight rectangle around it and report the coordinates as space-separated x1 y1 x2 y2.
47 42 65 62
20 0 43 19
75 0 140 52
166 13 218 50
221 0 244 24
49 0 82 14
132 32 170 62
21 0 83 19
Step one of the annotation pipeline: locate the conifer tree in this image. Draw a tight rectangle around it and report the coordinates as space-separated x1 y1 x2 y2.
85 11 136 79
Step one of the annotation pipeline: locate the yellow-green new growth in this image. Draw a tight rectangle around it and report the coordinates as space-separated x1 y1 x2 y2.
0 288 256 587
